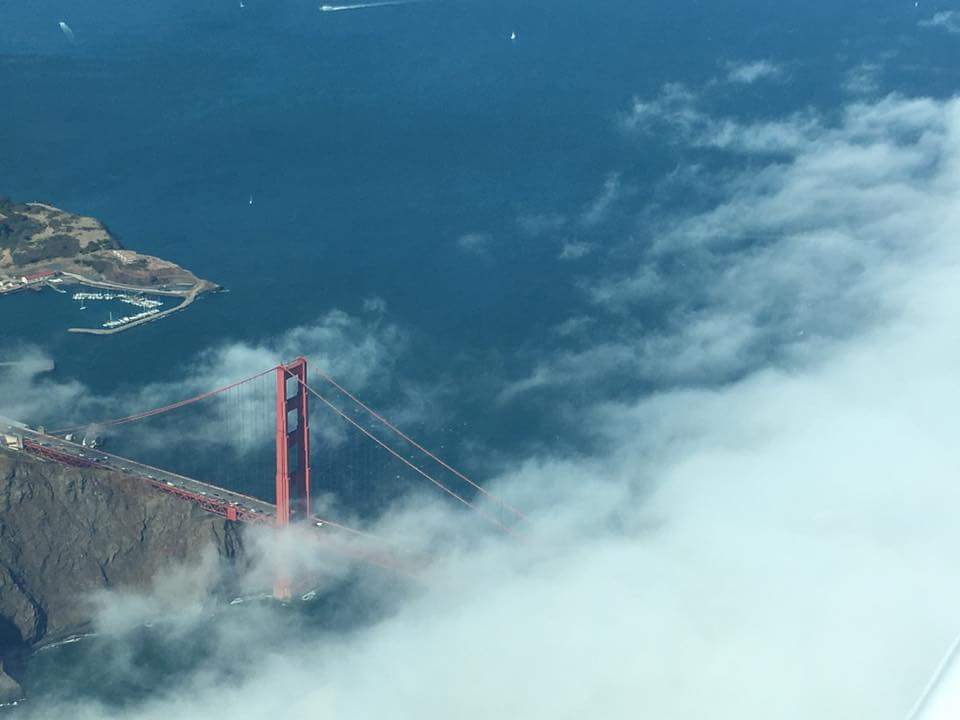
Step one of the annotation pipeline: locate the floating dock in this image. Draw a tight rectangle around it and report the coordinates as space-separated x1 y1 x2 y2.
67 285 205 335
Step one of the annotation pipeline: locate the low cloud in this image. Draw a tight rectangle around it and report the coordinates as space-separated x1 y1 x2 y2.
455 232 494 256
552 315 595 338
622 82 824 154
88 547 226 637
361 296 387 315
23 241 960 716
0 308 410 476
582 264 665 308
622 82 702 136
920 10 960 34
557 240 594 261
168 307 404 397
580 172 624 228
724 59 784 84
844 62 883 96
517 212 568 238
14 92 960 719
0 347 88 424
510 91 954 401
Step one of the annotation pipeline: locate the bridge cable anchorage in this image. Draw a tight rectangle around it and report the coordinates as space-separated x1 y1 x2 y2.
312 368 528 524
299 378 517 537
48 367 279 436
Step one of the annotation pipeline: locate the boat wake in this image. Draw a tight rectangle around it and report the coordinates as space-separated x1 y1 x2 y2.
57 21 76 44
320 0 427 12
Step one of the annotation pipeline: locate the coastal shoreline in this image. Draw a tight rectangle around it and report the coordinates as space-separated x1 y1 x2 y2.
0 272 220 335
1 199 220 335
66 282 211 335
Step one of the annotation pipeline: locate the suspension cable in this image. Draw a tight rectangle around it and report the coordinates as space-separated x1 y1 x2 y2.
49 367 279 435
300 379 515 536
313 368 527 522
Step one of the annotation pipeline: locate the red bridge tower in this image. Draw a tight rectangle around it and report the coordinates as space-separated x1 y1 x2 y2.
275 357 311 527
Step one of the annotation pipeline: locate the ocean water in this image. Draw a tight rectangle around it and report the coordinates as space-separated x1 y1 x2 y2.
2 0 960 709
1 0 942 407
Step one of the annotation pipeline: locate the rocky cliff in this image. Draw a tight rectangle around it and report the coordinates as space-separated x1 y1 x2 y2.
0 449 244 659
0 661 20 705
0 198 216 295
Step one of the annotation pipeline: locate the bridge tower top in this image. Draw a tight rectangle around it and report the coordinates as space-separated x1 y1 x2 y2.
275 357 310 529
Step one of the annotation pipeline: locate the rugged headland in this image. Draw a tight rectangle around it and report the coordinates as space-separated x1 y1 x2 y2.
0 199 214 293
0 198 218 333
0 449 244 699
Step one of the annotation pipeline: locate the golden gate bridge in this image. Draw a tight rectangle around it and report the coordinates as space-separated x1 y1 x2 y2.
6 357 525 597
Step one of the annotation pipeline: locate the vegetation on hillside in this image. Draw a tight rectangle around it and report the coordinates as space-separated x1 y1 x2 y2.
0 197 117 267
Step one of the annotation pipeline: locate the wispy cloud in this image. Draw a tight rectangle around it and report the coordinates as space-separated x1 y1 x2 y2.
724 59 784 84
362 296 388 314
623 82 822 154
920 10 960 33
0 346 90 424
517 212 567 238
455 232 494 256
580 172 624 227
844 62 882 96
505 93 955 401
0 306 408 448
15 92 960 720
621 82 702 136
552 315 595 338
557 240 594 261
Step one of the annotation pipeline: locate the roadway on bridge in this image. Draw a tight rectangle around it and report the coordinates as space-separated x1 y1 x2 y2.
2 416 408 586
2 417 278 522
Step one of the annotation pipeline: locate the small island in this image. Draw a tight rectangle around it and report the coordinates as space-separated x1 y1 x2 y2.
0 198 219 334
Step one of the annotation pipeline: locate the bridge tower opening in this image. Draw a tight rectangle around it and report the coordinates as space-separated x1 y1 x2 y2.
275 356 311 528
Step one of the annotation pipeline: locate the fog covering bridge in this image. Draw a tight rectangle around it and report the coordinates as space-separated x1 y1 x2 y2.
7 357 525 597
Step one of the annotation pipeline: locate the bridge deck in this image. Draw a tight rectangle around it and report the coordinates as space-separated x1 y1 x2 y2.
2 417 413 577
4 419 279 525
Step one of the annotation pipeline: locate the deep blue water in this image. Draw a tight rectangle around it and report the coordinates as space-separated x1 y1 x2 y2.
3 0 959 541
3 0 960 708
3 0 952 417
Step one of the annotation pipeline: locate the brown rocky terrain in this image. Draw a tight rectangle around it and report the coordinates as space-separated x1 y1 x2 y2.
0 448 244 692
0 198 215 294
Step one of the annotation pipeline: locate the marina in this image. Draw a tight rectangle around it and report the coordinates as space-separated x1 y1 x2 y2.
70 290 167 330
0 200 219 338
1 262 216 335
67 283 207 335
72 292 164 310
102 308 161 329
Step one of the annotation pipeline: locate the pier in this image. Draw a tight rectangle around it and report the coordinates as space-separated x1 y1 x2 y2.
72 292 164 310
67 284 205 335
